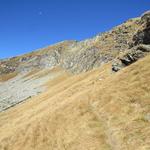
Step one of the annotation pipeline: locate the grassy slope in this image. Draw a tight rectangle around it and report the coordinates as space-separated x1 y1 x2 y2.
0 55 150 150
0 72 18 82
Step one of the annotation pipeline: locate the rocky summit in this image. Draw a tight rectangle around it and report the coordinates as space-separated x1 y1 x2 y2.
0 11 150 150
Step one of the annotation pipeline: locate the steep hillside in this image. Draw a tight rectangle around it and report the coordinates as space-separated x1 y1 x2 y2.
0 11 150 150
0 67 70 111
0 54 150 150
0 13 146 111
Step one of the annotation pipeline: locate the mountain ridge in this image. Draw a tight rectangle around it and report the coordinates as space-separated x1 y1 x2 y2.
0 11 150 150
0 17 141 75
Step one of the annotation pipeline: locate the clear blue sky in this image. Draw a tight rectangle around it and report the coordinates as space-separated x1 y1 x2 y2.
0 0 149 59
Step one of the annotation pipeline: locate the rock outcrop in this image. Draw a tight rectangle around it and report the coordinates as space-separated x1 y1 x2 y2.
112 11 150 72
137 44 150 52
0 15 141 75
132 11 150 45
0 11 150 75
0 11 150 150
112 49 145 72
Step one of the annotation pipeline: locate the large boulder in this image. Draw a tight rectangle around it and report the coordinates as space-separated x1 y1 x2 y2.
112 46 147 72
119 50 144 66
137 44 150 52
132 11 150 45
112 60 125 72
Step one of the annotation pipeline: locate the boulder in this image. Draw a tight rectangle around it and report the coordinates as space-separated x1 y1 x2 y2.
120 50 144 65
112 49 145 72
137 44 150 52
112 60 124 72
132 11 150 45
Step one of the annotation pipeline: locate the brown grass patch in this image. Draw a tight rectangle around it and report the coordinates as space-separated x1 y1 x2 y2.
0 55 150 150
0 72 18 82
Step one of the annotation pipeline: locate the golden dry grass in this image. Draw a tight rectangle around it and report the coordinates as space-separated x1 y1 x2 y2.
0 55 150 150
0 72 18 82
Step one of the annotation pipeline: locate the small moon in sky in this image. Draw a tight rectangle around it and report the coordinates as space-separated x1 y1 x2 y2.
39 11 43 15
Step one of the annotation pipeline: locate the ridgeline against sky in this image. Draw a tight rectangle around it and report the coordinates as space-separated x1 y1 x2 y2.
0 0 150 58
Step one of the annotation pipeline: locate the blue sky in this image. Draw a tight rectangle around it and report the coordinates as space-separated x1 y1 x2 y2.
0 0 149 59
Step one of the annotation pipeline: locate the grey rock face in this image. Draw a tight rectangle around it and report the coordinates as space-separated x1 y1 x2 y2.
112 47 147 72
39 50 61 68
112 11 150 72
133 10 150 45
0 69 63 112
0 60 17 74
120 50 145 66
133 28 150 45
62 46 112 73
137 44 150 52
15 49 62 73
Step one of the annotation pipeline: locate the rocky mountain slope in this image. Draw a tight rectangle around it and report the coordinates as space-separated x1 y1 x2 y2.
0 16 141 75
0 11 150 150
0 54 150 150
